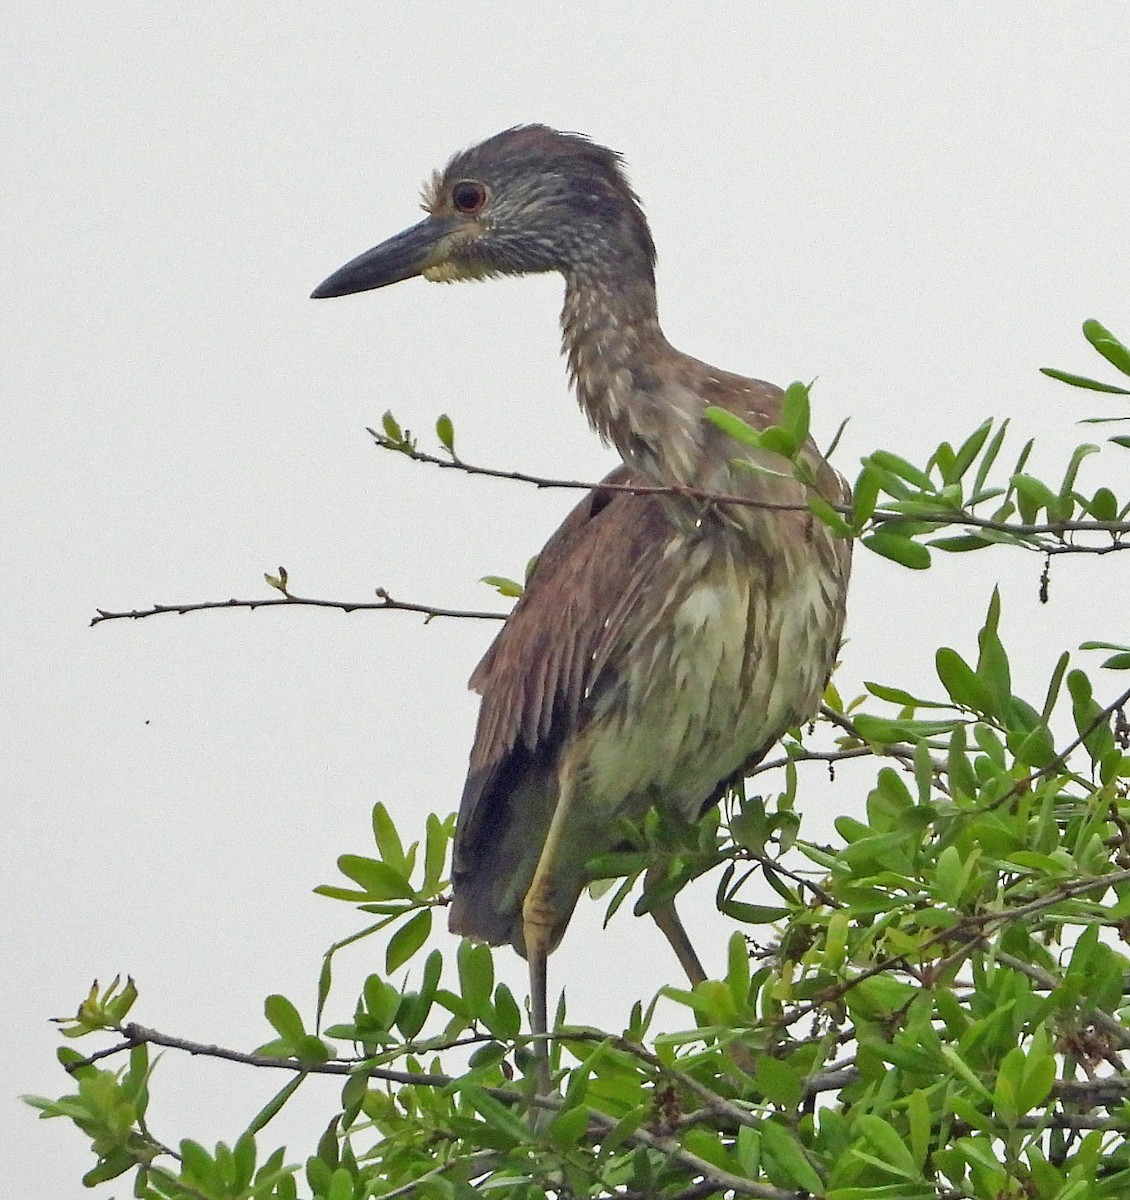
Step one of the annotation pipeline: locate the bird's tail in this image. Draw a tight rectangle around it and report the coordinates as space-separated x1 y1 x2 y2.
448 768 578 959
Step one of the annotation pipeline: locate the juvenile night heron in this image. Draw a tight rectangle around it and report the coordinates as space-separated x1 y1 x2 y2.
313 126 851 1081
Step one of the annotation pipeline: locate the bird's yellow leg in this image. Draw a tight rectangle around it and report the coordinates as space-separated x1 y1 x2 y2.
645 864 706 987
524 945 550 1107
645 866 756 1074
521 759 578 1098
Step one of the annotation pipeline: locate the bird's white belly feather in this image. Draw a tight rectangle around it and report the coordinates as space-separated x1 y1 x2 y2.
581 536 839 821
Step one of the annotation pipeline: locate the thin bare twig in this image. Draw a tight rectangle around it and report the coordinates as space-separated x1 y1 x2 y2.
818 704 952 794
371 432 815 515
91 588 507 627
747 744 893 778
372 432 1130 543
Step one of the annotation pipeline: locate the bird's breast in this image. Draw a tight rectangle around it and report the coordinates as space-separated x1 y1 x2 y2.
577 521 845 822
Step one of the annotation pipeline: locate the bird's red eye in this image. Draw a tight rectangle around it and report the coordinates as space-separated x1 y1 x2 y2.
451 180 487 214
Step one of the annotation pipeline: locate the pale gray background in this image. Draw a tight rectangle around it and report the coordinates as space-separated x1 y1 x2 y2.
5 5 1129 1195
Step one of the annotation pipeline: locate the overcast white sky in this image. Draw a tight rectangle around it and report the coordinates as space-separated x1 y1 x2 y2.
5 6 1130 1195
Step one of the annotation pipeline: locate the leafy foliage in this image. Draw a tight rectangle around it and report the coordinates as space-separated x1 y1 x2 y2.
28 323 1130 1199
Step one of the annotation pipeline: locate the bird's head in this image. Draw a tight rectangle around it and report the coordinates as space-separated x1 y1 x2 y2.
311 125 656 299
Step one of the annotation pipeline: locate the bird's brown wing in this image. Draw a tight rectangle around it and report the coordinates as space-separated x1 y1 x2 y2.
456 466 674 859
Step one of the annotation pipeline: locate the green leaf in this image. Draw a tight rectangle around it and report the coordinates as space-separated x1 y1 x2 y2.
940 1044 992 1099
852 714 959 742
481 575 524 598
760 1120 823 1193
423 813 450 891
371 803 408 875
867 450 934 490
761 426 803 458
491 983 522 1040
936 647 996 713
293 1035 333 1063
245 1075 306 1137
705 405 764 448
1041 650 1071 722
326 1166 354 1200
972 417 1009 498
1018 1049 1056 1112
930 534 993 552
1083 318 1130 376
1067 669 1116 766
1039 367 1130 395
718 898 790 923
852 465 882 529
104 977 139 1023
856 1113 920 1180
755 1056 803 1107
316 954 332 1027
548 1103 590 1149
381 410 403 442
725 929 751 1006
336 855 414 900
780 381 811 447
864 681 928 707
436 413 455 452
862 532 931 570
950 418 994 482
935 845 964 906
396 947 443 1038
232 1132 257 1191
946 723 977 800
1058 442 1100 496
339 1072 366 1129
457 939 494 1017
845 975 919 1019
181 1140 217 1188
993 1046 1022 1125
264 995 306 1045
908 1089 931 1169
976 589 1011 710
363 975 401 1029
1010 473 1056 523
467 1040 506 1071
385 910 432 974
461 1084 529 1146
1013 723 1056 768
1085 486 1118 520
808 493 852 536
81 1150 134 1187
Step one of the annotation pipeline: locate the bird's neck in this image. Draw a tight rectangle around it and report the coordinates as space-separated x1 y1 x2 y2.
561 267 704 487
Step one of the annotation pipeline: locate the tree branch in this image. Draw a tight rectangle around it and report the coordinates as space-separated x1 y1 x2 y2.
987 682 1130 810
994 949 1130 1051
74 1023 800 1199
371 431 1130 544
778 865 1130 1031
91 588 507 627
583 1108 798 1200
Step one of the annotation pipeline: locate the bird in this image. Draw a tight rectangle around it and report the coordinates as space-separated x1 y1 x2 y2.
312 125 851 1087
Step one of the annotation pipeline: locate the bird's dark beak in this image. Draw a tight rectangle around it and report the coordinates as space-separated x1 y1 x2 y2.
310 215 461 299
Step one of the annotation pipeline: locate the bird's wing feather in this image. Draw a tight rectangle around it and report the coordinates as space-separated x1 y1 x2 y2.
457 466 673 855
